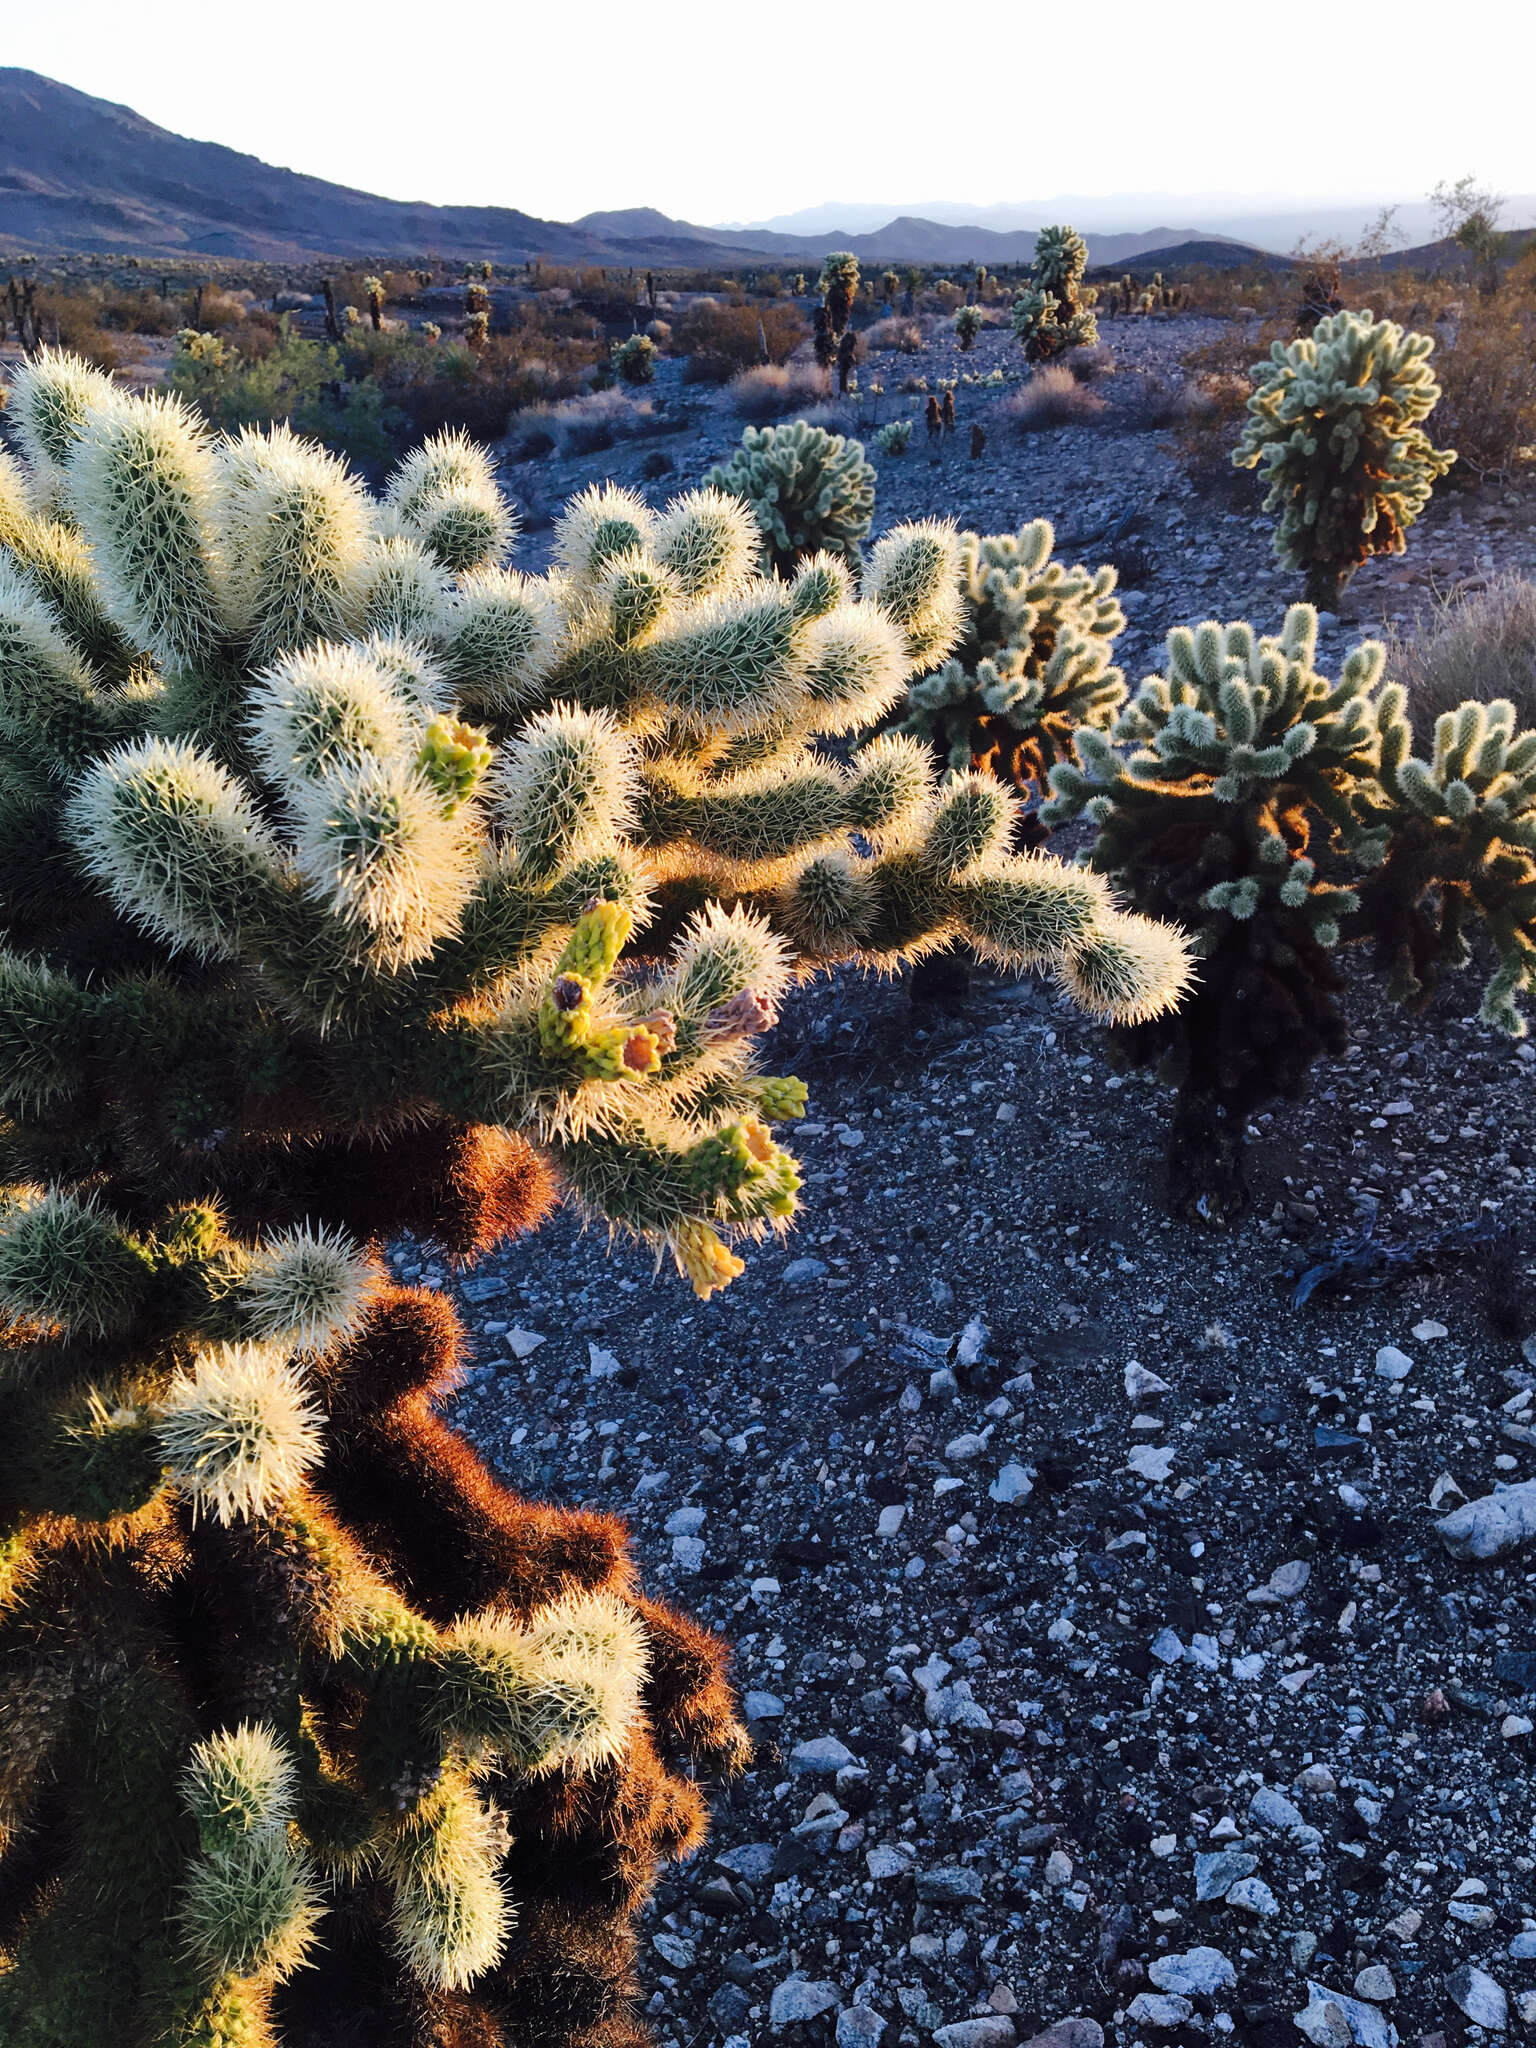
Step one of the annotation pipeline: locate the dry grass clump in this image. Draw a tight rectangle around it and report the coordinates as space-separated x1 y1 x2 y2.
1431 297 1536 481
1002 365 1107 432
513 386 659 458
864 316 932 354
1067 345 1117 383
728 362 831 420
1389 572 1536 742
676 299 807 383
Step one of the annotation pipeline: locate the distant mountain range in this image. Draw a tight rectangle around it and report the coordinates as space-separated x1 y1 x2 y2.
0 70 1265 272
4 70 1524 277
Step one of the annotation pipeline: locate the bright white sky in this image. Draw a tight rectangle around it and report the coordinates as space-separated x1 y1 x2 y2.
4 0 1530 225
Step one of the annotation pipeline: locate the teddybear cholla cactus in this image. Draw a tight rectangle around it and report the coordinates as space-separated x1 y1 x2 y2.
899 518 1127 827
705 420 877 578
1011 225 1099 365
0 356 808 2047
1046 602 1536 1220
1234 309 1456 611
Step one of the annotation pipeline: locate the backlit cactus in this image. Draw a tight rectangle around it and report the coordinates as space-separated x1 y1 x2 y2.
705 419 878 577
1233 309 1456 610
1011 224 1099 365
1046 602 1536 1220
899 517 1127 821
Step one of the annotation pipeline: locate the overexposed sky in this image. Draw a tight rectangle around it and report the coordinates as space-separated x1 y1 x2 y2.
4 0 1530 225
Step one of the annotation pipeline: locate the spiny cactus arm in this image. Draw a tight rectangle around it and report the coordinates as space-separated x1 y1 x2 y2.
214 426 372 667
0 559 151 773
554 482 657 591
863 520 965 667
384 430 513 575
3 349 119 501
356 533 452 643
641 584 806 732
652 487 763 598
67 388 226 673
0 512 140 679
438 565 561 711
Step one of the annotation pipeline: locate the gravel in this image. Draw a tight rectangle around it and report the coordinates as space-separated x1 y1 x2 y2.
411 313 1536 2047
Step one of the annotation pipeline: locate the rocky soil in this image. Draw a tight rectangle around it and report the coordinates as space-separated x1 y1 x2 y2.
406 312 1536 2048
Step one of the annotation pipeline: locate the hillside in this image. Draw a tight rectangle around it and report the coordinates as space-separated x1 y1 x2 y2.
0 69 1261 272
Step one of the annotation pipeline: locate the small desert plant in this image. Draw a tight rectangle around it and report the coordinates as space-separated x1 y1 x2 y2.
954 305 983 351
1234 309 1457 610
865 316 929 354
1389 572 1536 740
1046 601 1536 1220
1431 295 1536 480
875 418 914 455
677 299 806 383
705 419 877 576
1011 225 1099 364
1002 365 1107 433
727 362 831 421
610 332 657 385
900 518 1126 816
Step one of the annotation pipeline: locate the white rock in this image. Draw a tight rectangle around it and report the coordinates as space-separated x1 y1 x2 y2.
989 1462 1034 1505
876 1505 907 1539
670 1535 705 1572
945 1432 988 1462
1128 1444 1176 1482
1125 1361 1172 1400
1226 1877 1279 1917
1044 1849 1074 1887
933 2022 1018 2048
1250 1786 1307 1833
1294 1982 1393 2048
1437 1478 1536 1559
504 1326 546 1359
957 1318 991 1366
1501 1713 1533 1739
1149 1947 1236 1995
1374 1346 1413 1381
1352 1967 1396 2002
1446 1964 1507 2031
1126 1992 1193 2028
587 1341 623 1379
652 1931 695 1968
1412 1318 1449 1340
664 1505 706 1536
1270 1559 1312 1597
837 2010 889 2047
790 1736 856 1775
770 1977 842 2028
866 1844 911 1880
750 1576 781 1601
1231 1652 1266 1679
1150 1627 1185 1665
743 1690 784 1720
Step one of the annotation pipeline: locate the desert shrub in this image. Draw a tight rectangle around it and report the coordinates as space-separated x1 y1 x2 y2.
676 300 806 383
26 288 121 369
1431 296 1536 480
645 317 673 347
728 361 831 420
1389 572 1536 739
1002 365 1107 432
1067 344 1116 383
514 386 661 457
1046 602 1536 1220
705 419 877 575
1235 309 1457 609
611 332 656 385
1011 225 1099 364
864 316 929 353
900 518 1125 814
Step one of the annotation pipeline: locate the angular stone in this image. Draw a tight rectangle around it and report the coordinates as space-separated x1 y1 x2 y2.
1125 1992 1193 2028
714 1842 775 1880
1445 1964 1507 2031
1195 1849 1257 1901
770 1977 842 2027
743 1690 784 1720
1149 1946 1236 1996
1294 1982 1394 2048
1226 1877 1279 1917
1437 1479 1536 1560
989 1462 1034 1505
652 1931 695 1967
1020 2025 1104 2048
837 2011 889 2047
933 2022 1017 2048
916 1865 984 1904
789 1736 856 1775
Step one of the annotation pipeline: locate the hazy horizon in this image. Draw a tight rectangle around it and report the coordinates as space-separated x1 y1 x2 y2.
0 0 1528 229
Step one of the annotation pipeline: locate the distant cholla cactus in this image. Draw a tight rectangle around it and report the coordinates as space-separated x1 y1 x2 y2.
818 250 861 338
464 308 490 348
1234 309 1456 610
875 418 914 456
954 305 983 351
1046 600 1536 1221
363 273 386 329
705 420 878 577
1011 224 1099 364
611 332 657 386
900 518 1126 822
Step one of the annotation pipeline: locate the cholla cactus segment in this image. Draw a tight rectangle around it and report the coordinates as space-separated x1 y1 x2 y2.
157 1343 325 1523
1011 227 1098 364
705 422 877 579
0 1184 152 1335
671 1217 745 1298
3 349 118 490
0 952 93 1110
653 487 761 598
0 555 135 771
900 517 1126 798
382 1777 512 1991
183 1723 299 1851
555 482 657 588
178 1831 324 1982
385 430 514 573
216 425 372 664
248 642 414 787
611 333 657 386
242 1223 378 1349
356 532 452 641
416 714 493 812
799 603 907 733
67 387 225 671
1234 310 1456 607
1058 912 1200 1025
863 521 965 667
440 566 560 707
491 703 636 873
